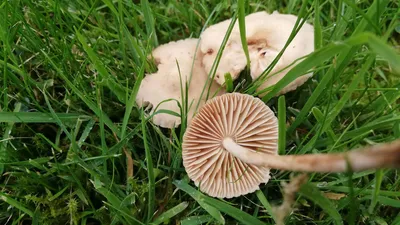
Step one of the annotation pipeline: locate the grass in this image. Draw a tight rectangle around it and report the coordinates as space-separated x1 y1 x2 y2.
0 0 399 224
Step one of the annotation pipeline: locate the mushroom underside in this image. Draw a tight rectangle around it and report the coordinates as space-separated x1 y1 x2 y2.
183 93 400 199
182 93 278 198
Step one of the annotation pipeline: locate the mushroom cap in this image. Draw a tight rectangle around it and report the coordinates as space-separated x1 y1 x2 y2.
200 18 246 85
247 12 314 95
200 11 314 94
199 12 270 85
182 93 278 198
151 38 202 72
136 38 224 128
200 19 235 58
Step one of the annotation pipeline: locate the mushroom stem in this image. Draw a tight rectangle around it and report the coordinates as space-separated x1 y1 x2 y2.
222 138 400 172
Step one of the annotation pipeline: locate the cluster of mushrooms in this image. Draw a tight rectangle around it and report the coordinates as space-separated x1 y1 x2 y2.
136 11 400 198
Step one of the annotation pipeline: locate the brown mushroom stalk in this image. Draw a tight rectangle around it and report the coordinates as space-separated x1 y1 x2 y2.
222 137 400 173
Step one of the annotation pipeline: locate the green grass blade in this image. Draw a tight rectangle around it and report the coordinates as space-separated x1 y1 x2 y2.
120 49 147 139
319 186 400 198
314 0 323 49
75 30 126 103
101 0 118 16
77 119 96 147
201 196 264 225
0 192 34 217
316 115 400 145
255 190 277 223
95 186 143 225
141 0 158 47
42 91 78 154
0 103 21 174
174 180 265 225
353 0 390 34
117 0 130 76
368 169 384 213
173 180 225 224
368 35 400 74
48 186 69 202
40 50 119 135
151 202 188 225
261 41 351 102
224 73 234 92
301 56 374 152
181 215 212 225
375 196 400 208
287 0 391 133
346 170 356 225
299 183 343 225
141 111 155 223
95 75 108 173
331 6 353 41
311 107 337 142
342 0 382 33
278 96 286 155
364 83 400 115
394 213 400 225
0 112 91 123
237 0 250 68
202 13 238 102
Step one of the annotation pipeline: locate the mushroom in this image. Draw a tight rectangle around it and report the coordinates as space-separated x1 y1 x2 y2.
200 12 274 85
200 18 245 85
200 11 314 95
182 93 400 198
150 38 200 72
182 92 278 198
247 11 314 95
136 38 223 128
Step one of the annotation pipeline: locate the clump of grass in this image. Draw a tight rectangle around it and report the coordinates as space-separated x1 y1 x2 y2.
0 0 399 224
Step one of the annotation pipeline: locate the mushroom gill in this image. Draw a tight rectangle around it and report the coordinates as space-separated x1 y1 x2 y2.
182 93 278 198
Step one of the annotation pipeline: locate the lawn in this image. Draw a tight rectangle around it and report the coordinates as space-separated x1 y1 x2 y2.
0 0 400 224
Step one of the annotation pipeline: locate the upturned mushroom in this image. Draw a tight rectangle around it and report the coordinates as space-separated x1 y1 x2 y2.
182 92 277 198
136 38 223 128
182 93 400 198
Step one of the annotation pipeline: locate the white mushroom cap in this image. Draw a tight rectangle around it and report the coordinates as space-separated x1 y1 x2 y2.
151 38 201 72
246 11 315 95
182 93 278 198
136 38 223 128
200 11 314 95
200 18 247 85
200 12 276 85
